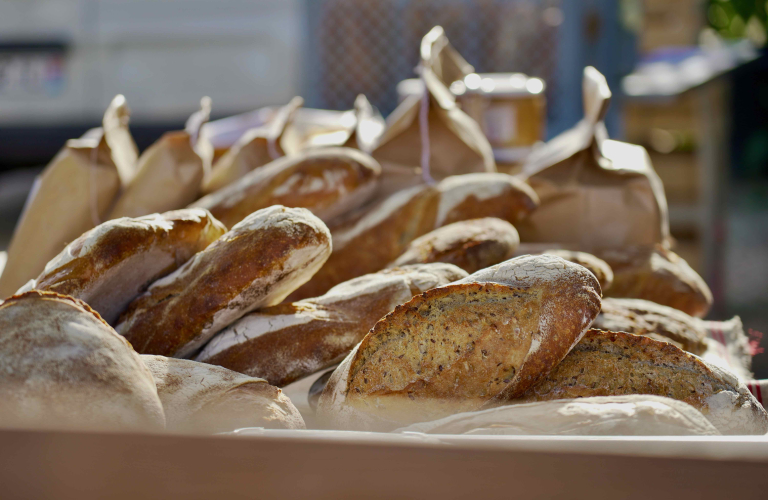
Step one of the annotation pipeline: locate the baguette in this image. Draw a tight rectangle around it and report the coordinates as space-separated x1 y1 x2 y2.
33 209 226 324
192 147 381 229
116 206 331 358
387 218 519 274
0 291 165 432
142 355 304 434
316 254 601 431
516 329 768 435
197 263 468 387
288 172 538 301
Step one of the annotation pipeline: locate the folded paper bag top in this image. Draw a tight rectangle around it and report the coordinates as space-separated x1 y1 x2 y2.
515 67 670 252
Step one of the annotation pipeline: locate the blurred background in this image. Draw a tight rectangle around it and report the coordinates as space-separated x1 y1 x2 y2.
0 0 766 374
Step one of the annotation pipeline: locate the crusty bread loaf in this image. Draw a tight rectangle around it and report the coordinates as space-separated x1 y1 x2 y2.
598 245 712 318
317 254 601 431
396 395 720 436
516 329 768 435
33 209 226 324
197 263 468 387
541 249 613 291
387 218 519 274
142 355 304 433
0 291 165 432
594 298 707 354
116 206 332 358
192 147 381 229
288 172 538 301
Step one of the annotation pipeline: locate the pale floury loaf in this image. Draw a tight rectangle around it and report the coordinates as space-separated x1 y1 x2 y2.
317 255 601 431
116 206 332 358
197 263 468 387
0 291 165 432
142 356 304 434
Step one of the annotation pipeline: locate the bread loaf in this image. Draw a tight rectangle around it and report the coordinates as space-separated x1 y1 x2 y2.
316 254 601 431
598 245 712 317
594 298 707 354
197 263 468 387
288 172 538 301
541 249 613 291
192 147 381 229
396 395 720 436
116 206 331 358
33 209 226 324
516 329 768 435
142 355 305 433
387 218 519 274
0 291 165 432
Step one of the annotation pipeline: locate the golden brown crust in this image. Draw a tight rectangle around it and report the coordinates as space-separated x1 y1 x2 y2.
594 298 708 354
598 246 713 317
116 206 331 358
193 148 381 229
34 209 226 324
542 249 613 291
388 218 519 274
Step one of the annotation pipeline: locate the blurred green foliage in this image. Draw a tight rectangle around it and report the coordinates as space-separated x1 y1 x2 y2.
708 0 768 45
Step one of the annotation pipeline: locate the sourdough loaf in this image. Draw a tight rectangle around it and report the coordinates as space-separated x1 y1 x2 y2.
142 355 304 433
387 218 519 274
197 263 468 387
193 147 381 229
541 249 613 291
288 172 538 301
116 206 331 358
598 245 712 318
33 209 226 324
594 298 707 354
396 395 719 436
0 291 165 432
516 329 768 435
317 254 601 431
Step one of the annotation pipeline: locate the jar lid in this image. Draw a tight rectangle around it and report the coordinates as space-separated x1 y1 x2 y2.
453 73 546 97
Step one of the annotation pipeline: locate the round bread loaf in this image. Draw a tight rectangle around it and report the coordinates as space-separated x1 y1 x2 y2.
33 209 226 324
516 329 768 435
197 263 468 387
192 147 381 229
116 206 332 358
317 254 601 431
388 218 519 274
541 249 613 291
142 355 304 434
0 291 165 432
396 395 720 436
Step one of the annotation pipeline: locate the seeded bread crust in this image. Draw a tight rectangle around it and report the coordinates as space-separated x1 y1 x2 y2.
288 173 538 301
192 148 381 229
142 355 304 433
541 249 613 291
516 329 768 435
197 263 468 387
33 209 226 324
116 206 331 358
388 218 519 274
594 298 708 354
317 255 601 431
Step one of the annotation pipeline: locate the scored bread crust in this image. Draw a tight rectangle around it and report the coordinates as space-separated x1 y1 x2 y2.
192 148 381 229
317 255 601 431
33 209 226 324
141 355 304 433
516 329 768 435
287 172 538 301
0 291 165 432
387 218 519 274
196 263 468 387
116 206 332 358
541 249 613 291
594 298 708 354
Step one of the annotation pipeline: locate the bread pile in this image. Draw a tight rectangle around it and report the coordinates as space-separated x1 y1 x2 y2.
0 34 763 438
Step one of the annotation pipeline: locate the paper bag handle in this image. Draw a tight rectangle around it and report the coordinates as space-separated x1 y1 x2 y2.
185 96 212 148
582 66 611 126
266 96 304 160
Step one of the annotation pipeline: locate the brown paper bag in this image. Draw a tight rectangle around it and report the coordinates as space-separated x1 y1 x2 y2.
102 94 139 186
371 28 495 197
419 26 475 87
201 96 303 194
515 67 669 251
0 130 121 297
108 98 213 219
343 94 386 154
